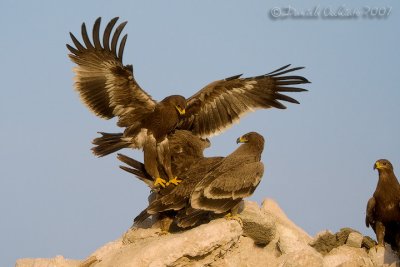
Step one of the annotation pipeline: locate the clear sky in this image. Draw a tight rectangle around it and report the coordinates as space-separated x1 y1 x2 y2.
1 0 399 266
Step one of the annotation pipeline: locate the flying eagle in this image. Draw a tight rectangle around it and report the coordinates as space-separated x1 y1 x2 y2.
67 17 308 188
366 159 400 252
131 132 265 229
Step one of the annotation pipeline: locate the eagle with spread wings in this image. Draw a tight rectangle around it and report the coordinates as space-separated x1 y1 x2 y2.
67 17 309 188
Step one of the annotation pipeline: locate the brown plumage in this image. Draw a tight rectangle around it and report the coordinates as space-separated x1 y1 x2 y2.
130 132 265 229
118 130 214 190
366 159 400 252
67 17 308 187
119 130 222 227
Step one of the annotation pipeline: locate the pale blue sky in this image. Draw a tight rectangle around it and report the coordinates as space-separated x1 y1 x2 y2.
1 1 399 266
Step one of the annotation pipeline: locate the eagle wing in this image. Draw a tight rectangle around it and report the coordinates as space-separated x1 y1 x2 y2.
190 156 264 213
178 65 309 137
67 17 156 127
366 197 376 227
203 162 264 200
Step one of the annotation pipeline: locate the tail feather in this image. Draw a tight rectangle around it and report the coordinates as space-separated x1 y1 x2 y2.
117 153 155 188
92 132 130 157
134 208 151 224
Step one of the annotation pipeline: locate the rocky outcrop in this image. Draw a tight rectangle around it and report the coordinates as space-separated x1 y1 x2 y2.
15 198 400 267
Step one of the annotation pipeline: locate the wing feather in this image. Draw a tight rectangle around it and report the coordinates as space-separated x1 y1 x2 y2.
179 65 309 137
67 17 156 125
203 162 264 200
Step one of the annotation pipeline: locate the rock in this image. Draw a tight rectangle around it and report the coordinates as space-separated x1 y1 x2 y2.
323 246 374 267
362 236 376 250
310 228 372 255
309 230 337 255
18 199 394 267
279 249 323 267
262 198 311 246
368 245 400 266
94 218 242 267
346 232 363 248
212 236 282 267
15 255 81 267
240 200 276 246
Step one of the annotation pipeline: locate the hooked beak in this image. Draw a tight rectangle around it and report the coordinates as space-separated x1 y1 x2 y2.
374 162 380 170
175 106 186 115
236 136 248 144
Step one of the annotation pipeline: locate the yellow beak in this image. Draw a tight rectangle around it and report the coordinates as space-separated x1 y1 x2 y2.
236 136 248 144
374 162 381 170
176 106 186 115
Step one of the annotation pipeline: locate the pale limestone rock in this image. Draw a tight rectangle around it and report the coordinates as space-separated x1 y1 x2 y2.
212 235 282 267
84 238 123 264
346 232 363 248
323 246 374 267
368 245 400 266
15 255 81 267
93 219 242 267
279 249 323 267
262 198 311 247
19 199 395 267
240 200 276 246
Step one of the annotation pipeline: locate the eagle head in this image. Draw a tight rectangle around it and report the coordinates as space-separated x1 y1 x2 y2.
374 159 393 171
162 95 187 116
236 132 265 145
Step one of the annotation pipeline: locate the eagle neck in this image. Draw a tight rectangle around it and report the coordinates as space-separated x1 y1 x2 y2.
375 170 399 198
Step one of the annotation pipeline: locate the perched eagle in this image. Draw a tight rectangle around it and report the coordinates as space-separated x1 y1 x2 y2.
130 132 265 229
366 159 400 252
67 17 308 188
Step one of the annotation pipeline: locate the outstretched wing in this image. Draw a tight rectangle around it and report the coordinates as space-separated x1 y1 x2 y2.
178 65 309 137
67 17 156 127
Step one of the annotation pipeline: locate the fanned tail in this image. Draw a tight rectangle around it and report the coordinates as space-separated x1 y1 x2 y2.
92 132 130 157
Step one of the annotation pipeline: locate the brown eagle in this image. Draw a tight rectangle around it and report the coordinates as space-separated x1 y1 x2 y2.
67 17 308 188
131 132 264 229
366 159 400 252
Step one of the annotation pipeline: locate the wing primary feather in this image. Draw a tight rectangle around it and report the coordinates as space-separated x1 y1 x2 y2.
274 75 309 82
274 93 300 104
111 21 128 56
103 17 119 51
225 74 243 81
276 80 307 85
69 32 85 51
92 17 102 49
118 34 128 60
81 23 94 49
276 87 308 92
66 44 79 55
265 64 291 75
269 66 306 77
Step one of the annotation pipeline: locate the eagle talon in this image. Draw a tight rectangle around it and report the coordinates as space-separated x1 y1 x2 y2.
166 177 182 186
154 177 167 188
224 213 243 227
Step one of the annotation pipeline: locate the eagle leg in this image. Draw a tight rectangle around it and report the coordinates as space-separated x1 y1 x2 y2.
224 212 243 227
223 203 243 226
157 138 180 186
375 221 386 247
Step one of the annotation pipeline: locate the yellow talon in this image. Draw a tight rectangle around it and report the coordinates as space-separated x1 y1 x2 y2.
166 177 182 186
154 177 167 188
224 213 243 226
